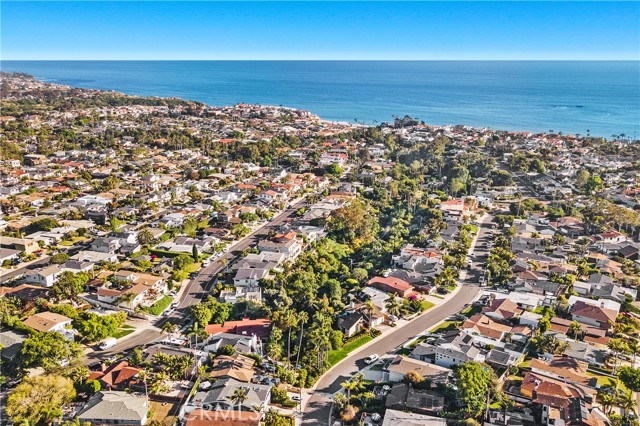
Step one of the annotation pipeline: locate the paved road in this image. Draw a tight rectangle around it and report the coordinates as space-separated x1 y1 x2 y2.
0 256 50 284
302 214 494 425
85 198 308 363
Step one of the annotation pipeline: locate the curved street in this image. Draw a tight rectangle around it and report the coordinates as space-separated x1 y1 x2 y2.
302 214 494 425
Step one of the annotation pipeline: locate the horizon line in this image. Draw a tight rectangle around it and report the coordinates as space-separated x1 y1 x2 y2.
3 58 639 62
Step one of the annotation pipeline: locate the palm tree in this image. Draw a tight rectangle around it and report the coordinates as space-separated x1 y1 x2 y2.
569 321 583 340
162 322 178 341
617 390 636 417
608 338 627 374
626 338 640 365
117 292 136 308
139 369 149 398
282 309 299 368
295 311 309 368
230 387 249 412
598 390 615 415
363 300 376 328
138 228 154 245
385 294 403 318
340 374 364 399
149 371 170 394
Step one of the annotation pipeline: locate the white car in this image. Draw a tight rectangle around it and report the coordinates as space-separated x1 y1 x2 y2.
365 354 380 364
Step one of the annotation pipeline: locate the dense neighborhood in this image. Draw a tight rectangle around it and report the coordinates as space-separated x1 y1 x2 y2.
1 72 640 426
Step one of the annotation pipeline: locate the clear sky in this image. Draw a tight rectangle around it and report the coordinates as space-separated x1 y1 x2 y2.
2 1 639 60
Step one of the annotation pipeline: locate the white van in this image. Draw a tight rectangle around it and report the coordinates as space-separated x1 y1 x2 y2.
99 337 117 350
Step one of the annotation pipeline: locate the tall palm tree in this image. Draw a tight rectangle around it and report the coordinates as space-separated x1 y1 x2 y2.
230 387 249 413
608 338 628 374
283 309 299 368
295 311 309 368
341 374 364 399
363 300 376 328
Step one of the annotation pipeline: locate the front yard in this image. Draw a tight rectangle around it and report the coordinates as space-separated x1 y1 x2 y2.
143 295 173 316
328 334 374 367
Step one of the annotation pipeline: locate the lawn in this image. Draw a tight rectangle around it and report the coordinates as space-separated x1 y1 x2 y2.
429 320 461 334
58 236 90 247
185 262 201 273
421 300 435 311
586 371 630 393
461 305 482 317
144 295 173 316
112 325 135 339
328 334 373 367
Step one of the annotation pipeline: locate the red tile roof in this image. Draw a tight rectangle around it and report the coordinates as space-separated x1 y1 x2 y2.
205 318 271 339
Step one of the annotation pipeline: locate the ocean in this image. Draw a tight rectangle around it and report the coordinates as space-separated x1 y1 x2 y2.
1 60 639 138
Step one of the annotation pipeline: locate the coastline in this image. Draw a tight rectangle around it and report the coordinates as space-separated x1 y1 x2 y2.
2 69 638 141
1 60 638 138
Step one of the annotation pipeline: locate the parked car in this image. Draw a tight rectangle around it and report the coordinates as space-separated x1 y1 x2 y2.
365 354 380 364
99 337 117 350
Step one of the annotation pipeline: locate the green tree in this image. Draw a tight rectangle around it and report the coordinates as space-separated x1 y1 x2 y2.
192 243 199 262
6 375 76 425
385 294 403 318
618 366 640 393
584 174 604 194
575 168 590 188
263 409 291 426
453 362 496 418
230 387 249 411
138 228 155 245
231 224 250 238
27 217 61 233
50 253 70 264
74 311 127 342
51 271 89 302
173 253 194 271
20 332 83 370
325 164 343 177
190 303 212 328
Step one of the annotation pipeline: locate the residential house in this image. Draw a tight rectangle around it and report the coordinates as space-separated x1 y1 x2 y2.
386 355 451 384
184 409 261 426
77 391 149 426
98 270 167 309
209 354 256 383
385 383 445 416
570 301 618 331
88 360 141 391
410 331 484 368
482 297 523 322
202 332 260 355
23 311 73 335
257 231 302 260
381 409 446 426
189 377 270 412
205 318 271 340
0 330 27 361
24 264 64 287
337 312 365 338
368 276 415 298
529 356 598 388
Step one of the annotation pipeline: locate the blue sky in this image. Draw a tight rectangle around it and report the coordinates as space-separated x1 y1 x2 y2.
2 1 639 60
